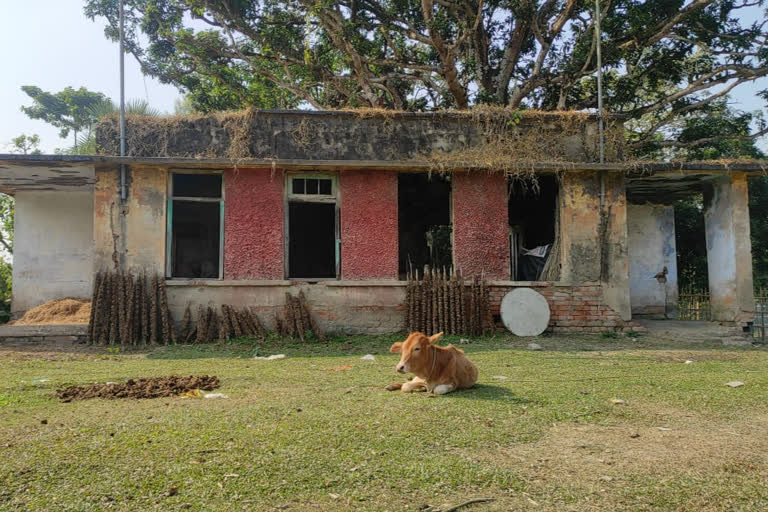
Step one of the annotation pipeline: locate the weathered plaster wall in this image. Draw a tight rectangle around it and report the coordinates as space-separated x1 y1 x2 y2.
12 190 94 312
97 111 623 163
452 172 510 279
601 172 632 320
166 282 405 334
704 172 754 323
93 166 167 273
628 204 679 317
223 168 285 279
559 171 631 320
560 172 602 284
340 171 398 279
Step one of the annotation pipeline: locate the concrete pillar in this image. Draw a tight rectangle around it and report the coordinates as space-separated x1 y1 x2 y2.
628 204 679 318
704 172 754 323
560 171 631 320
452 172 510 280
340 171 398 280
559 171 601 283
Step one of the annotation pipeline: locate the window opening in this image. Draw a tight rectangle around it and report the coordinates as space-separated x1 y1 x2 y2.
287 174 338 279
167 172 223 279
508 175 557 280
398 173 452 278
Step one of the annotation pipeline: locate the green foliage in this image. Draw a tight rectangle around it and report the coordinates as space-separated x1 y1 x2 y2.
83 0 768 150
674 197 709 290
20 86 108 147
671 101 767 290
8 134 42 155
0 194 14 313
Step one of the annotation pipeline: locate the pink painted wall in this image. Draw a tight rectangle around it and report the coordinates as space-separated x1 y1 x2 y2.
340 171 399 279
452 172 510 280
223 168 285 279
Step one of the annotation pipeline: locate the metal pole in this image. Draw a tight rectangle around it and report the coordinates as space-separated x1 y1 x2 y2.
119 0 127 200
595 0 605 166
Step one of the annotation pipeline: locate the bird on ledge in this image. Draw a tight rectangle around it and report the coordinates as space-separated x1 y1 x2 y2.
654 266 668 284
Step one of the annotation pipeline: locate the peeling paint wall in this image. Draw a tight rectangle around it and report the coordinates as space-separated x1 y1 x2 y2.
601 172 631 320
93 166 167 274
12 190 93 312
704 172 754 323
628 204 679 317
340 171 398 279
223 168 285 279
560 172 602 283
559 171 631 320
452 172 510 279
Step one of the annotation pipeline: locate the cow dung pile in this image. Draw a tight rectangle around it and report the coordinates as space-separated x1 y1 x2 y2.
56 375 220 402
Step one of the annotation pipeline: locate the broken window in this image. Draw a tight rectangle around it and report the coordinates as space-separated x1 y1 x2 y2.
167 172 223 279
287 174 338 279
508 175 558 280
398 173 452 278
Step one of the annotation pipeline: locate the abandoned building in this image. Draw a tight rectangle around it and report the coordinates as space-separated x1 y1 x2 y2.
0 109 761 336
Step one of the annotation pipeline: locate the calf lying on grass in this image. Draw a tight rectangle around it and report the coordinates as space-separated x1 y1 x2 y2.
387 332 478 395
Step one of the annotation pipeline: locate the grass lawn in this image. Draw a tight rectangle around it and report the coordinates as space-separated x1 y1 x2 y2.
1 333 767 511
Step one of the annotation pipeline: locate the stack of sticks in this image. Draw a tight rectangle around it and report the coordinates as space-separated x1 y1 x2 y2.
275 291 326 341
177 303 267 343
88 271 175 345
404 267 492 337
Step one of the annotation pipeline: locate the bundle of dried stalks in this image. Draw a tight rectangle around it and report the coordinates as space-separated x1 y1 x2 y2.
404 268 492 336
88 271 176 345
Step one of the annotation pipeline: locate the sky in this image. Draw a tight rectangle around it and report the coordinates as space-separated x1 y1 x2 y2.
0 0 766 154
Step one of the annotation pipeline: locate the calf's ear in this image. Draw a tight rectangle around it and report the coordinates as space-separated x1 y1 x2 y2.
428 332 444 344
389 342 403 354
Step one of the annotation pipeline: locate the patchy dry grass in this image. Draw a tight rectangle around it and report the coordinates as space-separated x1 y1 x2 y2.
1 333 767 511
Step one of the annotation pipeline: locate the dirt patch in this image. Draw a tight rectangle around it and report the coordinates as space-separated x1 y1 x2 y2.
11 298 90 325
56 375 220 402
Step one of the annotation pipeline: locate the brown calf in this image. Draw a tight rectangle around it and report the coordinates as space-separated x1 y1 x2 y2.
387 332 478 395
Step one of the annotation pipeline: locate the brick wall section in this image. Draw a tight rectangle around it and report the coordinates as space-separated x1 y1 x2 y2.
340 171 399 279
223 168 285 279
489 284 644 333
452 172 510 280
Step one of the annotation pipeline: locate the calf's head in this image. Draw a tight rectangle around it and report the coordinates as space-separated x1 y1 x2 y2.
389 332 443 374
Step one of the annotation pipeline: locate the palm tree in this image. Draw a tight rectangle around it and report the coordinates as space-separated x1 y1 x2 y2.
68 99 161 155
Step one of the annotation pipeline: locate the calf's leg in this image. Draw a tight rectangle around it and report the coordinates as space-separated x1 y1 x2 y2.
432 384 455 395
401 377 427 393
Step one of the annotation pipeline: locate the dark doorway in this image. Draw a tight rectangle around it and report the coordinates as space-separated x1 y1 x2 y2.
398 173 452 277
508 175 558 280
289 202 337 279
171 201 221 278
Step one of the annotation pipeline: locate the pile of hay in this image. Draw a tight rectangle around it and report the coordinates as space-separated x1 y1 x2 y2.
12 298 91 325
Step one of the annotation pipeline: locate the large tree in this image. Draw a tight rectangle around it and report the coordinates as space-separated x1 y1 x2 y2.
672 100 767 290
84 0 768 150
20 86 108 149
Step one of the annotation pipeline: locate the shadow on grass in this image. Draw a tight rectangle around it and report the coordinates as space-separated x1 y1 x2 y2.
447 383 533 403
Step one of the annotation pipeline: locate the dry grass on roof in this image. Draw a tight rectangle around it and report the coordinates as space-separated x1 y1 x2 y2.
95 106 625 173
